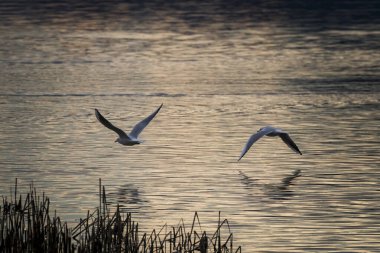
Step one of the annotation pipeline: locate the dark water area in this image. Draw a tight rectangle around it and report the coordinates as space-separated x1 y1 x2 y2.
0 0 380 251
2 0 380 26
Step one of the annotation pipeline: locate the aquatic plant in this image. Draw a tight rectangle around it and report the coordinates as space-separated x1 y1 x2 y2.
0 179 241 253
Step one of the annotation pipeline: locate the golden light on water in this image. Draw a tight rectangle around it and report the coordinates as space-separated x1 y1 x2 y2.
1 1 379 251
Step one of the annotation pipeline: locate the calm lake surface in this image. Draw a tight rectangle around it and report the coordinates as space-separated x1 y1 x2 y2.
1 1 379 251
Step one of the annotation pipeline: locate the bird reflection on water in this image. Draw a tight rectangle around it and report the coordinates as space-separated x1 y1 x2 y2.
238 169 302 200
238 170 257 188
106 183 148 211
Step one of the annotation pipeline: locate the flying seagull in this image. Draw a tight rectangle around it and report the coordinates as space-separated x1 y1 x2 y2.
95 104 163 146
238 126 302 161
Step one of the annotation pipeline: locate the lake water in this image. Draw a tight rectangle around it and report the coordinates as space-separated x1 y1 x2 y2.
0 1 379 251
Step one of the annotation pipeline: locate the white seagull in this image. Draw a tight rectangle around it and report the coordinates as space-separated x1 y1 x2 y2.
95 104 163 146
238 126 302 161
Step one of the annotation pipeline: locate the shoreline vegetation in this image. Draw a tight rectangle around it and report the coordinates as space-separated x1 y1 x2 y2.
1 179 241 253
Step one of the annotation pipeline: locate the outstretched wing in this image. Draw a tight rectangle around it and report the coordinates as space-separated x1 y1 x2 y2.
129 103 163 139
238 127 274 161
279 133 302 155
95 109 128 138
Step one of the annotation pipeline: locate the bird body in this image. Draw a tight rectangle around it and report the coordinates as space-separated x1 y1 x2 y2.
238 126 302 161
95 104 163 146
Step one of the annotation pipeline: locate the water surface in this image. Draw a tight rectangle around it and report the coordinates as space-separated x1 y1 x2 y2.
0 1 379 251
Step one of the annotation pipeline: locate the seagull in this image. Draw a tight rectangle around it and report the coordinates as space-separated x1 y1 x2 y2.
238 126 302 161
95 104 163 146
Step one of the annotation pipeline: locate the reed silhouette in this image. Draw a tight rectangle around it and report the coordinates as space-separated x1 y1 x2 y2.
1 178 241 253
